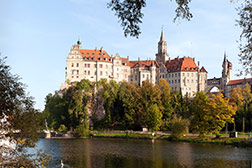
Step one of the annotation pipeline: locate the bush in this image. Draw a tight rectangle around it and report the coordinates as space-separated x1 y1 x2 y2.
169 115 190 139
58 124 68 133
76 123 89 137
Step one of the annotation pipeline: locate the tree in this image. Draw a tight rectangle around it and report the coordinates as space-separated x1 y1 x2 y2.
230 87 243 131
241 83 252 132
191 91 235 137
108 0 192 38
191 91 209 137
237 1 252 75
136 80 162 130
146 104 162 132
0 57 50 167
116 81 137 129
157 78 172 120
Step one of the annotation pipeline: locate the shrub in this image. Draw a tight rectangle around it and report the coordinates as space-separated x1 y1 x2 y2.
58 124 68 133
169 115 190 139
76 123 89 137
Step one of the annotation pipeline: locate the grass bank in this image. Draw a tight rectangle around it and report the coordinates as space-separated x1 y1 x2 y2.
89 131 252 147
90 131 157 139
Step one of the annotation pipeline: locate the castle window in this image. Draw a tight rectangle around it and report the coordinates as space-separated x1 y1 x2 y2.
77 70 79 74
169 81 170 84
192 79 194 83
88 71 90 75
178 79 180 83
72 63 74 67
84 71 86 75
160 75 162 78
76 76 79 78
94 64 97 68
169 74 170 78
172 74 174 77
100 71 102 75
172 80 173 84
135 75 137 80
183 73 185 76
72 70 74 74
143 74 145 78
187 79 189 83
72 76 74 78
175 73 177 77
175 80 177 83
88 64 90 68
76 63 79 67
178 73 180 77
147 74 149 79
100 64 103 68
95 71 97 75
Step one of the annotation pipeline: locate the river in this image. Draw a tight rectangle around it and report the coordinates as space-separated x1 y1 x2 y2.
36 138 252 168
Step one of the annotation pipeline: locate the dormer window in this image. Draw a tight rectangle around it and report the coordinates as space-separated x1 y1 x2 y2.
92 53 94 55
92 57 95 60
87 52 89 55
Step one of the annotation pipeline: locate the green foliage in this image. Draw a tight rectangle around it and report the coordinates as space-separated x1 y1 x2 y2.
146 104 162 131
158 79 172 120
237 1 252 75
76 123 90 137
0 57 51 167
58 124 67 133
108 0 192 38
169 115 190 139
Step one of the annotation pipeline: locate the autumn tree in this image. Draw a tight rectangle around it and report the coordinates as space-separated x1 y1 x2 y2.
207 92 236 137
191 91 209 137
241 83 252 132
230 87 243 131
157 78 172 120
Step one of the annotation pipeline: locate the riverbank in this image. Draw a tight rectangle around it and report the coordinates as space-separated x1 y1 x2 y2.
89 131 252 147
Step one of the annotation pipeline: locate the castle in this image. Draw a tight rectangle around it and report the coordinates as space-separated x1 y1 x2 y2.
61 31 251 97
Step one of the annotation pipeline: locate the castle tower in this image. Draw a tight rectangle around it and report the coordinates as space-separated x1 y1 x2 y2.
221 52 232 96
156 30 169 65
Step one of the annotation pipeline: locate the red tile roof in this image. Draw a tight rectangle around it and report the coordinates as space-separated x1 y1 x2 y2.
227 78 252 86
200 66 207 73
80 49 112 63
129 60 158 68
165 57 199 72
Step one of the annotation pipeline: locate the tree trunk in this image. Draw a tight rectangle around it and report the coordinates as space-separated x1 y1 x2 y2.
225 123 228 134
242 117 245 133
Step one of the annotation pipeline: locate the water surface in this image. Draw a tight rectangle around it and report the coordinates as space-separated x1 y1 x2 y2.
37 138 252 168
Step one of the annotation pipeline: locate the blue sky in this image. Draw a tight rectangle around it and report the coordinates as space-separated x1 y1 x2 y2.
0 0 247 111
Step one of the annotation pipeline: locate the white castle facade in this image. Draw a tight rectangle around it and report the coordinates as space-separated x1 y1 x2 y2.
61 31 210 97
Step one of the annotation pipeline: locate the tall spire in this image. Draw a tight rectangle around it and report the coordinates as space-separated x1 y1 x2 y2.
223 51 227 63
160 27 165 41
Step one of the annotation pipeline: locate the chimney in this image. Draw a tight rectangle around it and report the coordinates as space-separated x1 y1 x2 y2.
193 57 195 62
127 56 129 60
95 47 97 51
138 57 140 61
100 46 103 53
198 61 200 67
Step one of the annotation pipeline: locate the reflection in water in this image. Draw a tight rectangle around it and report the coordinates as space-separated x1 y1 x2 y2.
36 138 252 168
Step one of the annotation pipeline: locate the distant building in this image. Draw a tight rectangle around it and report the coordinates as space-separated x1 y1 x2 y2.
61 32 208 97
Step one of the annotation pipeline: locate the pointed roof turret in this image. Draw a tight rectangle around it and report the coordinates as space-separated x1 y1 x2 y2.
160 30 165 41
223 51 227 63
